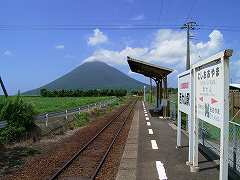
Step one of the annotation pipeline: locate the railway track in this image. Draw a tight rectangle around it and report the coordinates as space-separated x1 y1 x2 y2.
49 99 137 180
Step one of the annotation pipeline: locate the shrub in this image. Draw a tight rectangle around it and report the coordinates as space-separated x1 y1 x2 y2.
0 96 36 143
40 88 127 97
74 112 89 128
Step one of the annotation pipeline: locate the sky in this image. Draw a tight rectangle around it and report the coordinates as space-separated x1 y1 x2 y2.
1 0 240 95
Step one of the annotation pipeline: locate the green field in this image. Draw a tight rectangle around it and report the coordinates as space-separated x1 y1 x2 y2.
0 96 112 114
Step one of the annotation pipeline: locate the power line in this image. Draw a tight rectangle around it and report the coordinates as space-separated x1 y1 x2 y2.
0 24 239 31
0 24 181 31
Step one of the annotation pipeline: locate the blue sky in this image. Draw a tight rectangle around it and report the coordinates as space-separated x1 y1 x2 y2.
1 0 240 94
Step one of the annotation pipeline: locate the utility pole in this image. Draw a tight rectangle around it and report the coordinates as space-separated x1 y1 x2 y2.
0 76 8 97
181 21 198 70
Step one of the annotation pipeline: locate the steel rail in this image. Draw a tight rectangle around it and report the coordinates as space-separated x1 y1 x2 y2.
49 99 136 180
90 99 137 180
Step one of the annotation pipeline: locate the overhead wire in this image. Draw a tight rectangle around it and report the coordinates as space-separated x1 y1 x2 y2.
0 24 239 32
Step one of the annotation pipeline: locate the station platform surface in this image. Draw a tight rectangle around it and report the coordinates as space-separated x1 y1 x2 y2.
116 101 219 180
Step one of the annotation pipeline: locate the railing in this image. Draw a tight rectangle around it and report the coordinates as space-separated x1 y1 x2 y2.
0 98 117 130
0 121 7 129
199 120 240 175
169 100 240 176
35 98 116 121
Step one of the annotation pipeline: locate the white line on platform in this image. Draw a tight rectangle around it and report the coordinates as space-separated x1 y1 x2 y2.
151 140 158 150
146 117 149 120
145 114 148 117
147 122 151 126
156 161 168 180
148 129 153 134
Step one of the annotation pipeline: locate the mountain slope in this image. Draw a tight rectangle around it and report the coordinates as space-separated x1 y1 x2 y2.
26 61 146 94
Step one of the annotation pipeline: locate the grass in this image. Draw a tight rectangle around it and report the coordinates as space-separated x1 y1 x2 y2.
0 96 112 114
0 146 40 175
73 112 89 128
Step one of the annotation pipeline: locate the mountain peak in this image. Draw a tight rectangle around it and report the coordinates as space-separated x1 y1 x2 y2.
25 61 146 94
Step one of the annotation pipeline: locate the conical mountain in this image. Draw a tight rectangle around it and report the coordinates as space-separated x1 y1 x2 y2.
26 61 146 94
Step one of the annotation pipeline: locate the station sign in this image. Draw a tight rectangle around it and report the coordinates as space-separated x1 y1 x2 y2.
195 59 223 128
177 49 232 180
178 70 191 115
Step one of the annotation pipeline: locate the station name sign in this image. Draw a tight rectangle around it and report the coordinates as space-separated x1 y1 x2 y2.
178 70 191 115
195 59 223 128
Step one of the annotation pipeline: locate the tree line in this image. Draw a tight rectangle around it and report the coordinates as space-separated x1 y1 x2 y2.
40 89 127 97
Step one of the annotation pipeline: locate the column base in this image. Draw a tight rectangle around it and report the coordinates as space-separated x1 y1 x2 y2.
176 145 181 149
186 161 193 166
190 165 200 172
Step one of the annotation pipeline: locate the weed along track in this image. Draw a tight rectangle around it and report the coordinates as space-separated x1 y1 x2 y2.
48 99 137 180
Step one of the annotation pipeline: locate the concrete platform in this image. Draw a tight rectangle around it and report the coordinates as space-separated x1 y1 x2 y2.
116 101 220 180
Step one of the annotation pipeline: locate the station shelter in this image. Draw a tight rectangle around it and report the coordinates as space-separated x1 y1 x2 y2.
127 56 173 117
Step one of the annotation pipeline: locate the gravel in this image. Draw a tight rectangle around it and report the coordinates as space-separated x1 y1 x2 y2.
2 99 136 180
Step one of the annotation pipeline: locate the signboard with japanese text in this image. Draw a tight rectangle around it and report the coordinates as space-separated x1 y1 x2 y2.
178 70 191 115
195 59 223 128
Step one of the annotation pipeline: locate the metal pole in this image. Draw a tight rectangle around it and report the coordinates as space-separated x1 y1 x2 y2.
65 110 68 120
150 78 153 103
191 68 199 172
156 80 160 108
219 56 229 180
233 124 237 171
177 110 182 148
160 79 162 105
0 76 8 97
144 85 146 102
45 114 48 127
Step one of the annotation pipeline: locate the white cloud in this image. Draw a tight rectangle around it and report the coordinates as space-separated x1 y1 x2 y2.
3 50 12 56
55 44 65 49
84 29 223 73
83 47 148 65
88 29 108 46
131 14 145 21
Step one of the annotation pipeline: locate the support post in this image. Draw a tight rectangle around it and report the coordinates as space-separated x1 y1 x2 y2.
65 110 68 120
144 85 146 102
187 113 193 165
150 78 153 103
219 56 229 180
191 68 199 172
177 110 182 148
160 79 162 106
45 114 48 127
156 80 160 108
191 117 199 172
0 76 8 98
233 124 237 171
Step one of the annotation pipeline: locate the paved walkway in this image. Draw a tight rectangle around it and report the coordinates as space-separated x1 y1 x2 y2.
116 101 220 180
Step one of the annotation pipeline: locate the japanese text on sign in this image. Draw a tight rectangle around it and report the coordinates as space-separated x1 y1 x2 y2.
196 60 223 128
178 71 191 115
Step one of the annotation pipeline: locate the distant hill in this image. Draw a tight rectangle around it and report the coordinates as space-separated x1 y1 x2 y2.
25 61 146 95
